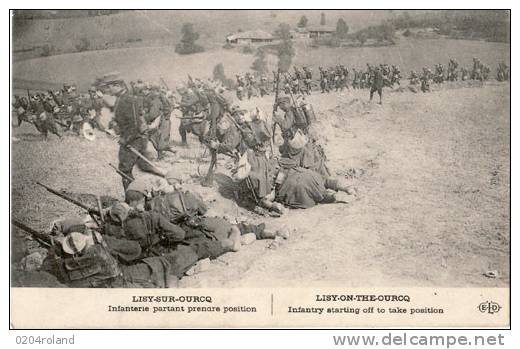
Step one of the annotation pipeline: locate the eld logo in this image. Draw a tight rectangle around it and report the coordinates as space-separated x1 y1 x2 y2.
478 301 501 314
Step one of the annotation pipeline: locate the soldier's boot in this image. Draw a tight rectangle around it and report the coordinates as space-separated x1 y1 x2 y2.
334 178 357 196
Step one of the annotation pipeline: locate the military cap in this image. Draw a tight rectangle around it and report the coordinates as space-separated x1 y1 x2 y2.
62 232 88 255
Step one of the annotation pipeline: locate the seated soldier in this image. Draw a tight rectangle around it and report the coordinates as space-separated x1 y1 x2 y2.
279 130 330 179
234 148 356 210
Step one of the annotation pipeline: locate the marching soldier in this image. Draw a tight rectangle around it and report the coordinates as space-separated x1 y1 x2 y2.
420 67 432 92
369 66 384 104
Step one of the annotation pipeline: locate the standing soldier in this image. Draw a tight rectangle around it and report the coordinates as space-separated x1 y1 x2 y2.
259 74 270 97
497 62 509 82
302 66 313 95
420 67 432 92
176 83 201 146
145 84 175 159
391 65 401 86
409 70 420 85
472 57 482 80
319 67 329 94
369 66 384 104
97 73 164 189
447 59 459 81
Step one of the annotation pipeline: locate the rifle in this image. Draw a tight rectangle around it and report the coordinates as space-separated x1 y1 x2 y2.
125 144 166 178
160 77 169 90
36 181 101 218
109 163 134 182
12 219 54 248
271 68 281 145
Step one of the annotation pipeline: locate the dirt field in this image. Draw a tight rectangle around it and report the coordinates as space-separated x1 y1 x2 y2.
11 80 510 288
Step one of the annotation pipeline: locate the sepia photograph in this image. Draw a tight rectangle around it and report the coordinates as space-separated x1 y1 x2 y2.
9 9 510 328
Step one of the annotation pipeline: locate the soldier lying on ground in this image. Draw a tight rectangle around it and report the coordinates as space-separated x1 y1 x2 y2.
104 173 288 271
40 220 176 288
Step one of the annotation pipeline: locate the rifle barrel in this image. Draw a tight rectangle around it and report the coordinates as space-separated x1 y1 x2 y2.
36 181 100 216
12 219 52 247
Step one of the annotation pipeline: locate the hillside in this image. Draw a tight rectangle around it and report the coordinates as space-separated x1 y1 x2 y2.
12 10 394 60
12 36 510 93
11 82 510 287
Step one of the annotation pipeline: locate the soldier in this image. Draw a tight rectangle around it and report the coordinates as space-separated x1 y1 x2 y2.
481 64 490 81
409 70 419 85
235 74 245 100
258 74 270 97
420 67 432 92
319 67 329 94
145 84 175 159
234 144 355 211
497 62 509 82
435 64 445 83
176 83 202 146
391 65 401 86
272 96 308 143
472 57 485 80
369 66 384 104
13 95 31 127
39 224 177 288
303 66 313 95
28 93 63 138
97 73 164 189
448 59 459 81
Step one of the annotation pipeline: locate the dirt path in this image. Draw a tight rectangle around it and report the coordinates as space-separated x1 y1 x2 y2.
180 83 510 288
11 83 510 288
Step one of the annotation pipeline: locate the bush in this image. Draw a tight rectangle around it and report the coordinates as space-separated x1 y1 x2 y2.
175 43 205 55
223 42 234 49
126 37 143 43
75 37 90 52
40 44 54 57
212 63 235 89
175 23 205 55
403 29 412 37
241 45 254 54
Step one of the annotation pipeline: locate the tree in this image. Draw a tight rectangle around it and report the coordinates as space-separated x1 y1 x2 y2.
297 15 308 28
212 63 234 88
274 24 295 72
320 12 326 26
335 18 349 39
213 63 226 82
355 31 368 46
175 22 205 55
251 49 269 74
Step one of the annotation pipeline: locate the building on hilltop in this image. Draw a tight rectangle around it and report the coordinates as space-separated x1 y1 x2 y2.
226 30 275 45
307 26 336 38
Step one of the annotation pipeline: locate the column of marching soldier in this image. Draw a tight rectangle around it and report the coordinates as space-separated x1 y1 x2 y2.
12 57 509 288
12 58 509 140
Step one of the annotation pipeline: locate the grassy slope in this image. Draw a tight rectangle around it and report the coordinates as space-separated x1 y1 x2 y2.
13 10 393 55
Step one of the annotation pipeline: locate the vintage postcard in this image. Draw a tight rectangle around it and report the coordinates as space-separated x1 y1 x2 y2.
9 9 510 329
